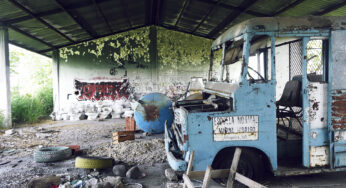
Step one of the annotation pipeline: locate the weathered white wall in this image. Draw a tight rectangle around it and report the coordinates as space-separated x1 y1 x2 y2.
55 26 213 113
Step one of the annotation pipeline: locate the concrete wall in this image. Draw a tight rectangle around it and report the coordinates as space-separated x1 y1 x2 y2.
55 26 214 113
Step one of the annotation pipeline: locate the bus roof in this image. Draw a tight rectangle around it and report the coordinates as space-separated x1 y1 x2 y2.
212 16 346 49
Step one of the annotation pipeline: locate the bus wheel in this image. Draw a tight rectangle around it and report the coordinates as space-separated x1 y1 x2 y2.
212 148 264 185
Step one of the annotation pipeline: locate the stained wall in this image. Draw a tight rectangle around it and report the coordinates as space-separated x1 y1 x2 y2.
54 26 215 112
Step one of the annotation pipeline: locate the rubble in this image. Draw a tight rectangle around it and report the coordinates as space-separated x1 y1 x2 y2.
126 166 146 179
90 138 166 165
165 168 178 181
112 164 127 177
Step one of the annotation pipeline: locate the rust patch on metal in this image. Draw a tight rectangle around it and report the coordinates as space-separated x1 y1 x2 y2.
332 89 346 130
332 125 346 130
143 104 160 122
312 102 319 110
207 116 212 121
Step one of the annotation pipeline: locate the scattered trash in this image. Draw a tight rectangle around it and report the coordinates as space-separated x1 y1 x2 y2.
126 166 146 179
75 156 113 169
34 146 72 163
113 131 135 144
27 175 60 188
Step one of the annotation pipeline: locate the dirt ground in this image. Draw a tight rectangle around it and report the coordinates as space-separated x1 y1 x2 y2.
0 119 170 188
2 119 346 188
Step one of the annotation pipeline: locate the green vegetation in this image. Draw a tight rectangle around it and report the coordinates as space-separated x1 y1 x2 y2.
10 45 53 124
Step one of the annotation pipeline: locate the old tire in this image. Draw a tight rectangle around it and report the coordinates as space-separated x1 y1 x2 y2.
34 146 72 163
75 156 113 169
212 148 264 186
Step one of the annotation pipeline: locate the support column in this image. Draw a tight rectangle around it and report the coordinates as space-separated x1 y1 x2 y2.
52 50 60 113
0 24 11 128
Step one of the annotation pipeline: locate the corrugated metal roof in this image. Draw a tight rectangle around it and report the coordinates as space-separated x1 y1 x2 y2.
0 0 345 57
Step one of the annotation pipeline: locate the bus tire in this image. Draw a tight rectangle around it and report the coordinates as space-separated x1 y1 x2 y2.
212 148 264 182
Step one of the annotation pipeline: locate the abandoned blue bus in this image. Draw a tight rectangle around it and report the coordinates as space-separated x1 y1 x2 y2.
165 16 346 179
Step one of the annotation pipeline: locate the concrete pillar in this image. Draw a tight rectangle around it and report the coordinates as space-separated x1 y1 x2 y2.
0 24 11 128
52 50 60 113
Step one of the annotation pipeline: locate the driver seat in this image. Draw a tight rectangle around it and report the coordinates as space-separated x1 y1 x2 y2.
276 80 303 129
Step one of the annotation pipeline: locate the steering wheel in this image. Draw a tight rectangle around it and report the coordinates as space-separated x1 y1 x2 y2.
247 66 266 83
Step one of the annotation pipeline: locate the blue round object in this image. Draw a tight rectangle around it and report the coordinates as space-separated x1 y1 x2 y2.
134 93 173 134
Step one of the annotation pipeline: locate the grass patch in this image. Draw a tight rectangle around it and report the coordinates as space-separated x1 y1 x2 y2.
11 85 53 124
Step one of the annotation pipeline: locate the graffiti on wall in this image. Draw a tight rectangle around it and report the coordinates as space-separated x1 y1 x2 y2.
74 78 130 101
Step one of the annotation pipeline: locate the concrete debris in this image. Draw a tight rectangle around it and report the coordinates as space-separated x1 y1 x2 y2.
102 176 123 187
5 129 16 136
27 175 60 188
126 166 146 179
165 168 178 181
166 183 184 188
84 178 98 187
86 113 99 120
90 139 166 165
112 164 127 177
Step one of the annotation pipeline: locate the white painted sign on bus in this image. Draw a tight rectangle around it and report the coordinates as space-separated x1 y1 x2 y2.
213 115 259 141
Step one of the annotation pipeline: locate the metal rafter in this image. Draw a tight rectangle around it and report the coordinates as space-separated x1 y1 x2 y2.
145 0 151 25
191 0 222 34
208 0 259 38
271 0 305 16
197 0 269 17
92 0 113 33
55 0 98 38
175 0 189 27
5 0 114 24
39 24 147 54
8 25 54 48
10 40 51 58
313 1 346 16
120 0 132 28
8 0 74 43
151 0 162 25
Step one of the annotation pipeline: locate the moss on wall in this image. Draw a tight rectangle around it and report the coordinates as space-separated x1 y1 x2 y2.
59 26 151 68
157 27 212 69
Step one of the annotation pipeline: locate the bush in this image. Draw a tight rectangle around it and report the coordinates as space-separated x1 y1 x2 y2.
11 85 53 124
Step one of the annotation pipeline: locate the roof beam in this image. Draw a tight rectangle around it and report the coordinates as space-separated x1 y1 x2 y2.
5 0 113 25
55 0 98 38
191 0 221 34
175 0 189 26
313 1 346 16
8 25 54 48
8 0 74 43
120 0 132 28
39 25 148 54
145 0 151 25
9 40 51 58
197 0 269 17
92 0 113 33
208 0 259 38
271 0 305 16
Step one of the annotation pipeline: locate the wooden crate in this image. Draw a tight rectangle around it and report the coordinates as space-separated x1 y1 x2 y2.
125 117 136 131
112 131 135 144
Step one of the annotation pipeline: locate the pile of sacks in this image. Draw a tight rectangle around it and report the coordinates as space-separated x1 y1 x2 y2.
51 99 138 121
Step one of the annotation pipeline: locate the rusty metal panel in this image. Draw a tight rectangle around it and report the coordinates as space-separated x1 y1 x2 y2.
331 89 346 130
310 146 329 167
308 83 328 129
